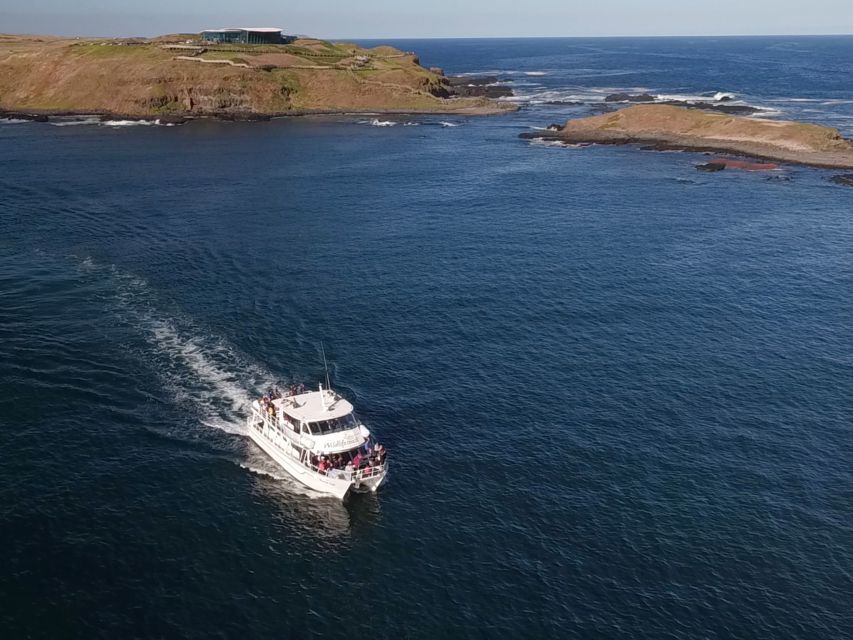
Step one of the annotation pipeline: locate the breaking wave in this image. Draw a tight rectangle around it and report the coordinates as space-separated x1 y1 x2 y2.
360 118 397 127
49 117 103 127
48 117 176 127
102 119 156 127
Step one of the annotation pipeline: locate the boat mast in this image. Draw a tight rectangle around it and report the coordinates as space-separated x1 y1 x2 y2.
321 341 331 390
320 341 331 412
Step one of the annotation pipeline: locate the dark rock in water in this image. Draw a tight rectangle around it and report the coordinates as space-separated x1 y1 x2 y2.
599 95 760 115
1 111 49 122
543 100 583 106
830 173 853 187
218 112 271 122
446 75 513 99
661 100 761 115
716 159 779 171
696 162 727 172
157 115 189 125
605 93 656 103
696 158 779 172
547 123 564 131
519 131 558 140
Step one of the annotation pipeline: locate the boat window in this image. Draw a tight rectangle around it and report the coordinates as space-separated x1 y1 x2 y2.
308 413 358 435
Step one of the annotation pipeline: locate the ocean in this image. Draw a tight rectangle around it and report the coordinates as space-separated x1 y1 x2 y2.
1 37 851 638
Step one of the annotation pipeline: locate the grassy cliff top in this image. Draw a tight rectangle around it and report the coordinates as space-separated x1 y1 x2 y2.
0 34 513 117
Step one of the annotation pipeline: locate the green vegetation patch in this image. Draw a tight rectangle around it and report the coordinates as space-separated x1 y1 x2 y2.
71 42 161 59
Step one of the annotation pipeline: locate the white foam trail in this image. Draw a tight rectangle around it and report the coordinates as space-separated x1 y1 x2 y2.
0 118 30 124
524 71 547 76
96 261 276 443
403 121 420 126
439 121 460 127
144 318 276 440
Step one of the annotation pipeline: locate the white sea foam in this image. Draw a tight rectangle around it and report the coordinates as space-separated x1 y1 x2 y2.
768 97 823 103
524 71 548 76
529 138 586 148
439 121 460 127
0 118 30 124
655 92 726 103
360 118 396 127
102 119 155 127
713 92 737 101
403 121 420 126
49 117 102 127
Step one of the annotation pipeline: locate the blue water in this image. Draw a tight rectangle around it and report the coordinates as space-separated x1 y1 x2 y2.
1 37 851 638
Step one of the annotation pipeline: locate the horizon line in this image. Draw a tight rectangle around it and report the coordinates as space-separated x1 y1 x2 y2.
4 31 853 41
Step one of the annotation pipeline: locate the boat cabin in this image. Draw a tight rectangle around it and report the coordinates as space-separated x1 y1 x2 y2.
266 387 368 453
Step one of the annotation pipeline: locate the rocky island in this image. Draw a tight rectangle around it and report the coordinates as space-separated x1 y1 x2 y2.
0 33 515 121
523 104 853 169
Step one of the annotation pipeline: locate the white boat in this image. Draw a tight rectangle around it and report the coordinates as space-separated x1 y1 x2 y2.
246 383 388 500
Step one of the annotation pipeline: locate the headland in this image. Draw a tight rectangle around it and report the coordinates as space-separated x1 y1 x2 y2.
0 33 516 122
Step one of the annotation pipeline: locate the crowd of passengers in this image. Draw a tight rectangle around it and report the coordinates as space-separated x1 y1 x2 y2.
310 443 386 477
257 384 306 419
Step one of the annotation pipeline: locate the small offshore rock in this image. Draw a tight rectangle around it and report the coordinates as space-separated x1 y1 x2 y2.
604 93 656 103
1 111 49 122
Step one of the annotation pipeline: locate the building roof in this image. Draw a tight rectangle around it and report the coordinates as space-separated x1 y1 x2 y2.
202 27 283 33
275 389 353 423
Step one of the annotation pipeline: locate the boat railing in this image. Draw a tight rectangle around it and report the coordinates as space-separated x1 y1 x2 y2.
305 460 387 481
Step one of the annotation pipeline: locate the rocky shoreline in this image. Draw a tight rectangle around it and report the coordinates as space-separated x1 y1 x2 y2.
1 101 516 126
601 93 763 115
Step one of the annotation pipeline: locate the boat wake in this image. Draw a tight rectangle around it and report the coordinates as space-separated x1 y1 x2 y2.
74 258 333 500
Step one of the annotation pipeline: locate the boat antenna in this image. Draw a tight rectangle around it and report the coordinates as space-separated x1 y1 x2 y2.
321 341 331 391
